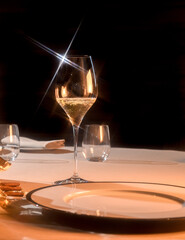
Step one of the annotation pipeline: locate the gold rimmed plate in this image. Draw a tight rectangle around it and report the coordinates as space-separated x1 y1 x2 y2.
26 181 185 233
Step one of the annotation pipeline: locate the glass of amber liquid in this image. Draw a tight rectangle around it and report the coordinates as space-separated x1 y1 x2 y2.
55 55 98 184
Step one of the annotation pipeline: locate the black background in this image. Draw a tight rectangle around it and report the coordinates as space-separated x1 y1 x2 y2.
1 1 185 149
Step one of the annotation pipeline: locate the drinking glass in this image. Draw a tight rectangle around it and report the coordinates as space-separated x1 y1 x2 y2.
0 124 20 171
55 55 98 184
0 124 20 203
82 125 110 162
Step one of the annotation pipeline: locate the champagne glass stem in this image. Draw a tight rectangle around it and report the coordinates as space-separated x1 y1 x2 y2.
55 123 88 184
72 124 79 179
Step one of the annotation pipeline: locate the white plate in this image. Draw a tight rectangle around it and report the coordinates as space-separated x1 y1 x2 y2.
27 181 185 220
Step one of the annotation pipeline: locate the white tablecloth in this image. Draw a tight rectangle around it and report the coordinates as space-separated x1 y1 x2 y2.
1 146 185 239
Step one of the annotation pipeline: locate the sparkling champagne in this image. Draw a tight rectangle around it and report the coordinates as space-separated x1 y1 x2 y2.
54 56 98 183
56 97 96 126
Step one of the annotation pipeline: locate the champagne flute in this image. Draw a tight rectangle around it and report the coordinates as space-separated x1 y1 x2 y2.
55 55 98 184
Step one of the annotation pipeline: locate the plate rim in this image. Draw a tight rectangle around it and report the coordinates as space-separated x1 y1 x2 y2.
26 181 185 223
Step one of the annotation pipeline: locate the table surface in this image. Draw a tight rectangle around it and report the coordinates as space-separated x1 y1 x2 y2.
1 146 185 239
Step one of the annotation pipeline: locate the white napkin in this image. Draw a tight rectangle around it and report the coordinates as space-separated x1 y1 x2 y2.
20 137 65 149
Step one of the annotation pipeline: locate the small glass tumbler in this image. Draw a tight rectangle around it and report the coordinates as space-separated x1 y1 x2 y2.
82 124 111 162
0 124 20 162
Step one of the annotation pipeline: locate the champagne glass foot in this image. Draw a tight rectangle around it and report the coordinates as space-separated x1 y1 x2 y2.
54 177 89 185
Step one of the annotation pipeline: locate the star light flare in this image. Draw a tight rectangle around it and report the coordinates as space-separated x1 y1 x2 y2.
27 19 83 113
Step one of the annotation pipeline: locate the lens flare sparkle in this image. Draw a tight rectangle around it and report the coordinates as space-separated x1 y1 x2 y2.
27 20 83 113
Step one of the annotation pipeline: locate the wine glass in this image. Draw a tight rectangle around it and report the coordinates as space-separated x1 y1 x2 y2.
55 55 98 184
0 124 20 171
